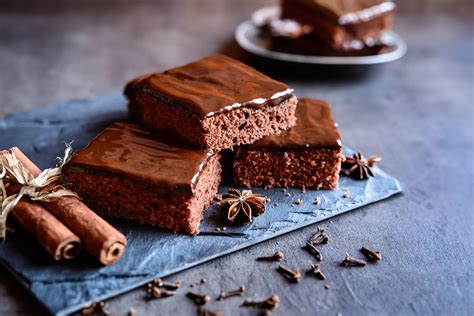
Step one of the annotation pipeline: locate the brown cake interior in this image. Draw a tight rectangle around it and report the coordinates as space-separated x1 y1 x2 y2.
129 94 298 152
66 154 221 235
234 149 342 189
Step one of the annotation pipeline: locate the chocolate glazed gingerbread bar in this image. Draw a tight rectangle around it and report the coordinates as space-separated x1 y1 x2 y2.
125 55 297 152
233 99 344 190
281 0 396 49
64 123 221 235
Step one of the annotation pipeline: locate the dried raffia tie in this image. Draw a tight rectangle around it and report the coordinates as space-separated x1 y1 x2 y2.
0 143 77 239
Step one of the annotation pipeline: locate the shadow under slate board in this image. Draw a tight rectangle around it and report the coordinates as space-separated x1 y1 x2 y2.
0 93 402 315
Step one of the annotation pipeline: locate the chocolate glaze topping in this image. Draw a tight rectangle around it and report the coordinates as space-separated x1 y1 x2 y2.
288 0 396 25
125 55 294 118
248 98 342 150
66 123 212 191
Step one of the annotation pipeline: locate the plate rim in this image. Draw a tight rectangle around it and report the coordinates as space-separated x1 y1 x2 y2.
235 6 407 65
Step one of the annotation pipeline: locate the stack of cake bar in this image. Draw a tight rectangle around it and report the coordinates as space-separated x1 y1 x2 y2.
65 55 344 234
262 0 396 56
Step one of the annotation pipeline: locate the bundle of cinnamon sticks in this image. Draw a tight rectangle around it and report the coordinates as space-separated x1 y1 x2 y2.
0 147 126 265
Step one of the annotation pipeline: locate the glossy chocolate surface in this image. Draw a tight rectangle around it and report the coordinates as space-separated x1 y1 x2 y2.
125 55 293 118
66 122 211 190
248 98 342 150
286 0 396 25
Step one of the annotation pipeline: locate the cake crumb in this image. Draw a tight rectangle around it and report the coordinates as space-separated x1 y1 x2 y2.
314 197 321 205
128 307 136 316
325 284 331 290
342 190 350 199
295 198 303 205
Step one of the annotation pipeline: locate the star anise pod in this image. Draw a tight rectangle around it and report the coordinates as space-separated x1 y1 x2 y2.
342 152 382 180
220 188 267 224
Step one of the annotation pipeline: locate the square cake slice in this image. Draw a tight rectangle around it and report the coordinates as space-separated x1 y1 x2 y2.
233 98 344 190
281 0 396 49
125 55 297 152
64 122 221 235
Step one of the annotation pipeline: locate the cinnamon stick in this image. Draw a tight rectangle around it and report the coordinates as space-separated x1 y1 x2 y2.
12 199 81 260
11 147 127 265
1 150 81 260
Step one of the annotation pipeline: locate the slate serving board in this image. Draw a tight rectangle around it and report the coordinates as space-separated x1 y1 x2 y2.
0 93 402 315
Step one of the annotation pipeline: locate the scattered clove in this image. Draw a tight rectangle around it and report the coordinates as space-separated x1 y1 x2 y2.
147 285 177 299
187 291 210 305
341 253 366 267
308 226 329 245
81 302 110 316
149 278 181 290
217 285 245 300
242 294 280 311
256 250 284 262
308 263 326 280
360 246 382 262
277 264 301 283
305 241 323 261
198 306 223 316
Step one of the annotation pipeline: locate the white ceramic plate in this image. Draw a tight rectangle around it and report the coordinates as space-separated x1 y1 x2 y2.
235 6 407 65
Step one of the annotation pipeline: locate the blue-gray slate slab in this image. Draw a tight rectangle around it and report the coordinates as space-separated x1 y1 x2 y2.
0 93 401 315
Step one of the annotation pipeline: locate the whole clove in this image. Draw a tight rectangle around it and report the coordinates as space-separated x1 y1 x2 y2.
308 263 326 280
147 285 177 299
198 306 223 316
217 285 246 300
256 250 284 262
187 291 210 305
360 246 382 262
341 253 366 267
305 241 323 261
277 264 301 283
242 294 280 310
151 278 181 290
81 302 110 316
308 227 329 245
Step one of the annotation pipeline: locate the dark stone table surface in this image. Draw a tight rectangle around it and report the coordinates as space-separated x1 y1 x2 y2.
0 0 472 315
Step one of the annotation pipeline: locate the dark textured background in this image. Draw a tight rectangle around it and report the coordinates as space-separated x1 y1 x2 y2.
0 0 472 315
